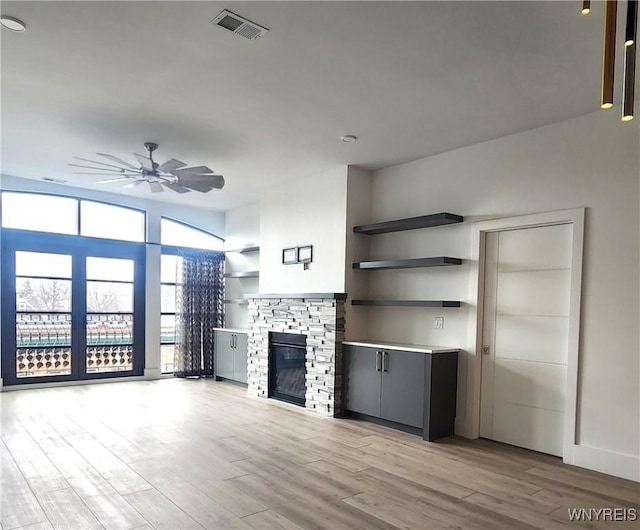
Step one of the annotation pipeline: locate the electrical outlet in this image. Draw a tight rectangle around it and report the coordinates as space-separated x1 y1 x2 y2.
433 317 444 329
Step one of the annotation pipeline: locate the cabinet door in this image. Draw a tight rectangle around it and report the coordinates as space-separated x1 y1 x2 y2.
380 350 425 428
344 345 381 417
233 332 248 384
215 331 234 380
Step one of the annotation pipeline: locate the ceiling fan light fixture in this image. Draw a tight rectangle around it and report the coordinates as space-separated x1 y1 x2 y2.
0 15 26 31
70 142 224 193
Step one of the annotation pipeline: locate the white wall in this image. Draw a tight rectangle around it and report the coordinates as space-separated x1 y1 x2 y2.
259 166 349 293
224 203 260 330
0 174 225 382
367 110 639 479
344 166 372 340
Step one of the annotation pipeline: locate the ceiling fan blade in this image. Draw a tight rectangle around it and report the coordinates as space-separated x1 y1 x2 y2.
96 153 138 170
75 157 133 171
158 158 187 173
170 165 214 178
94 177 134 184
135 153 154 171
163 182 192 194
73 172 134 177
69 163 130 173
148 181 164 193
123 179 146 188
179 174 225 192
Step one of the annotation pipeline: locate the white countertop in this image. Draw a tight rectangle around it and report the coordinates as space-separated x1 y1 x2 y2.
213 327 249 334
343 340 459 354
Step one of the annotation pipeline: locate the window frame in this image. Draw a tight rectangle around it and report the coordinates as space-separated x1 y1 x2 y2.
0 191 148 244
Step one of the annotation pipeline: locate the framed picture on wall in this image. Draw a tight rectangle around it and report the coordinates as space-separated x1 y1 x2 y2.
298 245 313 263
282 247 298 264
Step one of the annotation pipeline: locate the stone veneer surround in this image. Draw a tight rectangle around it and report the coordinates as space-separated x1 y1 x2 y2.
246 294 346 417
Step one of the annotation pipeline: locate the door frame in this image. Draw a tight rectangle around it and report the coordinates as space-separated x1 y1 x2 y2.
468 208 585 465
0 228 146 386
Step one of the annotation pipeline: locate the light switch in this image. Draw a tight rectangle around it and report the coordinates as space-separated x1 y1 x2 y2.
433 316 444 329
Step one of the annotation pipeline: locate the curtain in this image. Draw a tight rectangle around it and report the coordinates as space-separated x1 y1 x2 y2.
174 249 224 378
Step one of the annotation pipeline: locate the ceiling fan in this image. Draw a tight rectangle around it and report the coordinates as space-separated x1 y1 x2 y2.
69 142 224 193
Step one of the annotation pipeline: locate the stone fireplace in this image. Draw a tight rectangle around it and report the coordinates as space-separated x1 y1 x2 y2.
245 293 346 417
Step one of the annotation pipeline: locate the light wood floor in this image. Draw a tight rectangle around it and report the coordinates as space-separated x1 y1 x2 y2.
0 379 637 530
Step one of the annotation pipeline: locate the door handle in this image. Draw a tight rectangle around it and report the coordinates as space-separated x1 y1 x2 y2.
375 351 382 372
233 334 237 349
382 351 388 372
230 334 234 348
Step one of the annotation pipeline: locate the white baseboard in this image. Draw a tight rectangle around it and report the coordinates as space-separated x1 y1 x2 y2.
569 444 639 482
144 368 162 379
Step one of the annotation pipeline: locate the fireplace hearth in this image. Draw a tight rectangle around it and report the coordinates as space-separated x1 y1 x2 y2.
269 332 307 406
246 293 346 416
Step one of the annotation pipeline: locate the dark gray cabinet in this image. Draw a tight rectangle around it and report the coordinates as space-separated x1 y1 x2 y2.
344 343 458 440
344 345 424 428
380 349 425 428
214 330 247 384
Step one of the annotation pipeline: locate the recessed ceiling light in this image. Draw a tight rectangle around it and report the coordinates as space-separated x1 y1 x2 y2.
0 15 26 32
341 135 358 143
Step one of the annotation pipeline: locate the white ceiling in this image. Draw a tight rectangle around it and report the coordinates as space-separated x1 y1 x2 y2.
0 1 621 210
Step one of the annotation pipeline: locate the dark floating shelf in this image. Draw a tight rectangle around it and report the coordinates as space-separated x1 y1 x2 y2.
352 300 461 308
225 244 260 254
223 299 250 305
354 212 463 235
223 270 260 278
353 257 462 270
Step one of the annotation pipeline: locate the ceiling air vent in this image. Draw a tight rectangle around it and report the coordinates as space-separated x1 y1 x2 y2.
210 10 268 41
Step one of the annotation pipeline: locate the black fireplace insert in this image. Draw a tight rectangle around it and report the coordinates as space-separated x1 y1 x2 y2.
269 332 307 406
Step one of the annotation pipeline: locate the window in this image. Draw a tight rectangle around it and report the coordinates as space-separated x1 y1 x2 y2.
160 253 182 374
15 251 73 378
161 218 223 250
80 200 145 242
85 257 136 374
0 192 146 243
1 192 78 235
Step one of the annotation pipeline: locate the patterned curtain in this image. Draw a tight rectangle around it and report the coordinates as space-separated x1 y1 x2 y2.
174 249 224 378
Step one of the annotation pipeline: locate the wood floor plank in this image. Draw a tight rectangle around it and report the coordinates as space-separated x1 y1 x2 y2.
0 483 48 530
524 465 640 504
462 492 575 529
36 488 103 530
42 447 118 499
82 493 148 530
129 459 251 529
62 432 152 496
241 509 303 530
227 472 391 530
124 489 203 530
11 521 54 530
167 462 267 518
2 433 69 495
2 379 637 530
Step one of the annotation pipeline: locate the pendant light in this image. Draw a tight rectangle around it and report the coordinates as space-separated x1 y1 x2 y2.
582 0 591 15
625 0 638 45
601 0 618 110
623 0 638 120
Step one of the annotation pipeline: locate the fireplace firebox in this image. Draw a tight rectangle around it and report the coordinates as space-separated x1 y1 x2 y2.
268 332 307 406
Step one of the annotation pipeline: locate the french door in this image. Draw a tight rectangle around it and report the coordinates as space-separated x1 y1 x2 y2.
1 230 145 385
